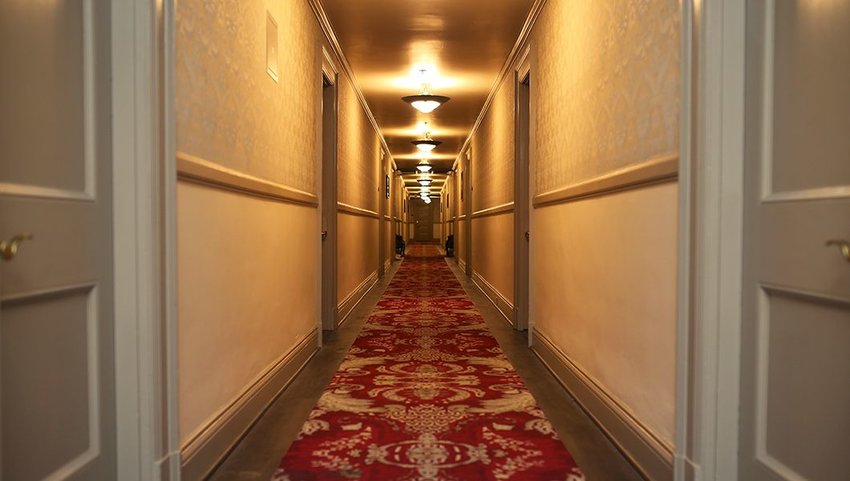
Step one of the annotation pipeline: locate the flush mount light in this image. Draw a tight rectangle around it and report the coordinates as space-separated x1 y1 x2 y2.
412 131 441 152
416 164 433 173
417 178 432 187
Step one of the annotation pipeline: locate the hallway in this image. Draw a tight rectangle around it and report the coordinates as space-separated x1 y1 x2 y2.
210 245 640 481
2 0 849 480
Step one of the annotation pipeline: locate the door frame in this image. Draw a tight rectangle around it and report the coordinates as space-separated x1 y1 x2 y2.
513 50 531 333
674 1 746 480
112 0 180 479
320 51 339 331
463 149 473 276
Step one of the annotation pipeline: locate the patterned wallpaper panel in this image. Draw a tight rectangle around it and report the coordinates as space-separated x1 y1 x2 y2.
471 76 516 212
532 0 680 194
337 75 381 212
176 0 321 194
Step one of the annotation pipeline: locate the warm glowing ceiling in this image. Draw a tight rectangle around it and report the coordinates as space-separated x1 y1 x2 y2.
321 0 534 173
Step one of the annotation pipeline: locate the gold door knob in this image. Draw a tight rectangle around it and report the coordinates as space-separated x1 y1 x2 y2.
1 233 34 261
825 239 850 263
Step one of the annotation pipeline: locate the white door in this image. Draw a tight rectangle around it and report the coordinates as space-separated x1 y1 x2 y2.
741 2 850 480
0 1 116 479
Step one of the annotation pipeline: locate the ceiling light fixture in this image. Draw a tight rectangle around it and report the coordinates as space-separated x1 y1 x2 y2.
402 68 450 113
411 131 441 152
403 94 450 114
416 164 433 173
417 178 432 187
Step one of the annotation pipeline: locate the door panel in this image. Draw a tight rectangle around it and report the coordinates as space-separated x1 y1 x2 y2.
0 0 89 195
742 2 850 481
1 287 98 480
0 0 115 479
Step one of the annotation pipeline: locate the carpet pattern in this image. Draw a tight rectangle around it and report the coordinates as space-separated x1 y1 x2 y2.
273 245 584 481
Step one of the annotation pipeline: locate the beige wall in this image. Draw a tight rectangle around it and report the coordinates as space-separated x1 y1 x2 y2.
532 0 679 194
177 183 318 442
335 72 384 308
471 214 515 305
468 75 517 309
532 184 678 442
529 0 680 448
337 214 379 305
176 0 320 193
462 0 680 452
175 0 386 451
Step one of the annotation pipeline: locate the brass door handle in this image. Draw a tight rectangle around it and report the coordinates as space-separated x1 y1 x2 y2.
1 233 34 261
825 239 850 263
321 230 328 240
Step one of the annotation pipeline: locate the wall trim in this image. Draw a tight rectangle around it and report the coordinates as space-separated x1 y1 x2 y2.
176 152 319 207
471 271 515 327
336 270 379 328
180 329 319 480
457 214 468 221
532 154 678 208
531 329 673 481
337 201 380 219
471 202 515 219
457 258 467 273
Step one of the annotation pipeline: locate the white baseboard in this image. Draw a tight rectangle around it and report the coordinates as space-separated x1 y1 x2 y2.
336 270 379 328
180 330 319 480
532 329 674 481
471 271 515 327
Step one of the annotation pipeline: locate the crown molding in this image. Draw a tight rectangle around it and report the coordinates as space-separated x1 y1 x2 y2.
307 0 397 172
451 0 548 172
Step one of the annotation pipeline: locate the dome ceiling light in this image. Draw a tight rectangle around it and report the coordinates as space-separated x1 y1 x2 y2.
416 164 433 173
411 131 441 152
417 178 432 187
402 94 450 114
402 68 450 114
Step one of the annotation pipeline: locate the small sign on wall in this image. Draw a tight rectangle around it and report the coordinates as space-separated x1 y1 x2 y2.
385 174 390 199
266 12 279 82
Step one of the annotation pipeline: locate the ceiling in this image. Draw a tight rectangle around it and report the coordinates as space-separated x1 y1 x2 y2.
321 0 534 174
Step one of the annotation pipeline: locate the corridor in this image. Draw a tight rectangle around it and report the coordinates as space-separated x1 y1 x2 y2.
210 245 630 480
2 0 849 481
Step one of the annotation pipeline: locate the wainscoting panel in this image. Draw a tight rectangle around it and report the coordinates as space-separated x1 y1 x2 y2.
532 329 673 481
180 330 318 480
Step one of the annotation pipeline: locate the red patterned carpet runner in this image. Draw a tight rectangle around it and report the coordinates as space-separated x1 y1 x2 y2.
273 245 584 481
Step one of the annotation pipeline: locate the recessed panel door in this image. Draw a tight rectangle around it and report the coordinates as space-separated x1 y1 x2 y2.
0 1 116 479
741 2 850 480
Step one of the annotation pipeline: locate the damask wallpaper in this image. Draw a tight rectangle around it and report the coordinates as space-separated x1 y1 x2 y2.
176 0 321 194
337 75 381 212
532 0 680 194
471 75 516 211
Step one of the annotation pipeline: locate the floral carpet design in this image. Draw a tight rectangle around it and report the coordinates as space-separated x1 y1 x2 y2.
273 245 584 481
